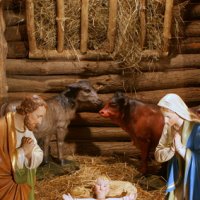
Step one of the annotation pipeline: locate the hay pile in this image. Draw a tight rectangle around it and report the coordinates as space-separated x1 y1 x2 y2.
34 0 57 50
35 155 165 200
113 0 165 69
33 0 188 68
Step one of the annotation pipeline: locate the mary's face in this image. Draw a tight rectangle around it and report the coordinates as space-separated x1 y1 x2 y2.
162 109 180 126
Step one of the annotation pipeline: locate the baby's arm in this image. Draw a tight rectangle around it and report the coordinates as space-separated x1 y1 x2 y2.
63 193 137 200
107 193 137 200
63 194 95 200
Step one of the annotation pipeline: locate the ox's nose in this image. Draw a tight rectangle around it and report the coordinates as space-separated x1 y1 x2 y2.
99 109 105 116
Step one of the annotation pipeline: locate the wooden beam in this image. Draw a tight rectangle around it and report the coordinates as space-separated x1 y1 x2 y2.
71 112 115 127
50 141 139 156
29 49 112 60
163 0 174 54
168 54 200 68
66 127 128 141
56 0 65 53
89 69 200 93
185 21 200 37
6 59 121 75
0 0 8 101
26 0 37 54
6 87 200 111
139 54 200 71
80 0 89 53
6 69 200 93
107 0 118 52
178 42 200 54
5 53 200 76
186 3 200 19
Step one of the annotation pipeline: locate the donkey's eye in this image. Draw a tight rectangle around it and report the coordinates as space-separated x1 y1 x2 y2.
84 89 91 93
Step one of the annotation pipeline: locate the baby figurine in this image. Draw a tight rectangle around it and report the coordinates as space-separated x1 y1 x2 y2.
63 176 137 200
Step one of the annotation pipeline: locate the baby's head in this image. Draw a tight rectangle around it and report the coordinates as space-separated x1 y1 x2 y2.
94 176 110 199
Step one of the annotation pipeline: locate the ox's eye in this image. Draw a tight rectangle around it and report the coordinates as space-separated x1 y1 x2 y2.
109 102 117 107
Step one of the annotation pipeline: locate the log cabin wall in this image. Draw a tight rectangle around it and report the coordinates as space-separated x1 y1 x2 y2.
0 0 8 103
3 0 200 156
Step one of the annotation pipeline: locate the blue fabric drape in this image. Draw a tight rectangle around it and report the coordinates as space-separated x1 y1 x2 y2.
166 123 200 200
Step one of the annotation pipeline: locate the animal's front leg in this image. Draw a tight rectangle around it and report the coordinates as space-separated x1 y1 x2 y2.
56 127 68 165
43 135 51 164
138 140 150 175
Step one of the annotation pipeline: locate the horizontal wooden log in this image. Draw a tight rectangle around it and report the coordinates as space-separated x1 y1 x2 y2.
5 54 200 77
178 42 200 54
6 70 200 93
177 37 200 53
92 70 200 93
5 69 200 93
5 25 27 42
185 21 200 37
5 87 200 111
169 54 200 68
7 42 199 65
182 37 200 44
4 10 25 26
70 95 200 125
139 54 200 71
50 141 139 156
30 49 166 60
6 88 200 104
29 49 112 61
7 41 28 58
6 59 122 76
71 113 115 127
186 3 200 19
65 127 129 141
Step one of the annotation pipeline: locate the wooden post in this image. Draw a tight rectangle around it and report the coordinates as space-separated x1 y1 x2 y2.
26 0 37 54
163 0 174 54
0 0 8 102
139 0 146 49
56 0 65 53
80 0 89 53
107 0 118 53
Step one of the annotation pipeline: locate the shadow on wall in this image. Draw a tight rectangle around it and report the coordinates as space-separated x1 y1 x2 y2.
66 125 102 156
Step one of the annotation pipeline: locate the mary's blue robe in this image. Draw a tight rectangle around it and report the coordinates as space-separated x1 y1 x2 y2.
166 122 200 200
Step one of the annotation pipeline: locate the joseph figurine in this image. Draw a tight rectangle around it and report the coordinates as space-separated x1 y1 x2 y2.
0 95 47 200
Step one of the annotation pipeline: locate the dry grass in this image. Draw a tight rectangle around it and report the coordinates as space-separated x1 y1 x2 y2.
35 155 166 200
33 0 188 69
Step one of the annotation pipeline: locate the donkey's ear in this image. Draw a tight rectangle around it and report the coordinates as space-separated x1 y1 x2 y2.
115 92 129 107
123 96 129 106
67 82 80 90
77 80 89 85
114 91 124 99
64 83 80 99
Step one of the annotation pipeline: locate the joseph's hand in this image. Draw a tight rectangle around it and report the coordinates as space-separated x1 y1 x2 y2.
21 137 35 159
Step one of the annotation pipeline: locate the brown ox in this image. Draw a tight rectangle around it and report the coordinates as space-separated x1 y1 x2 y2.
99 92 164 174
3 80 102 165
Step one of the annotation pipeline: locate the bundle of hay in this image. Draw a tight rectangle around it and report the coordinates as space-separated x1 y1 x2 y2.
35 155 166 200
33 0 188 68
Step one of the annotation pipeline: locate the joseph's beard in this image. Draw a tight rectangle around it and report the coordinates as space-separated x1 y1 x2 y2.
24 116 37 131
